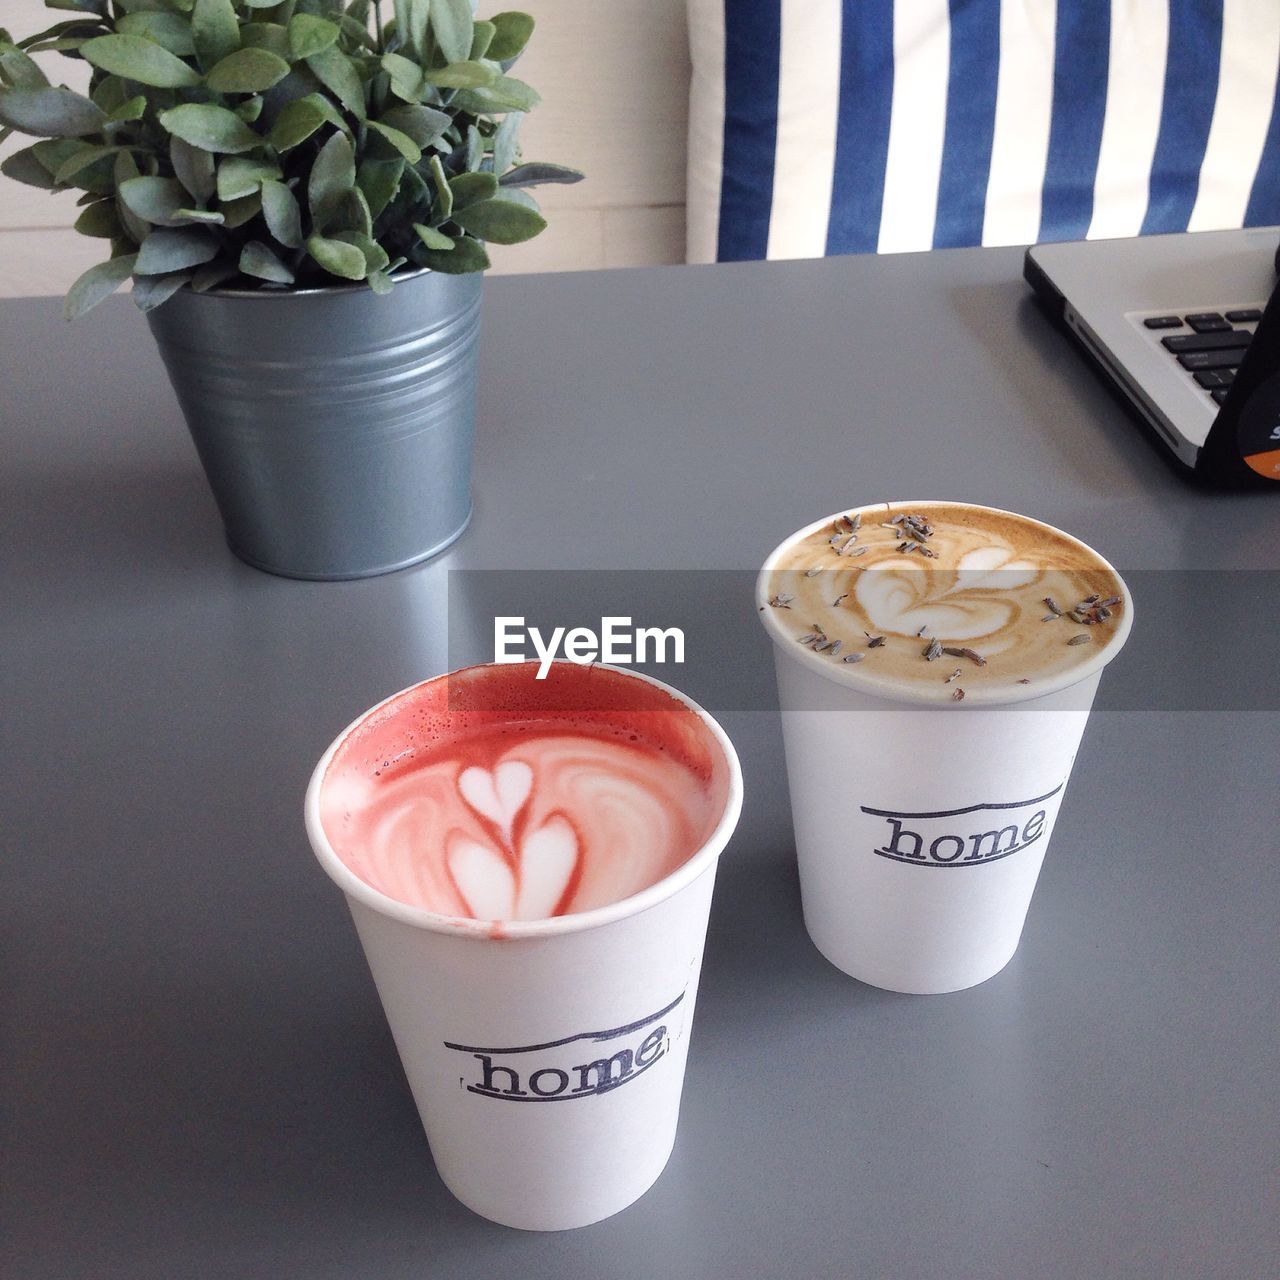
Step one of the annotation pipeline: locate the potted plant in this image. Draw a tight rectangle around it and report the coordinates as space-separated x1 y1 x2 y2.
0 0 581 579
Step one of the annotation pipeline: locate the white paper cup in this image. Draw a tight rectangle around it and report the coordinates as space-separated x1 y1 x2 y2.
305 662 743 1230
757 503 1133 995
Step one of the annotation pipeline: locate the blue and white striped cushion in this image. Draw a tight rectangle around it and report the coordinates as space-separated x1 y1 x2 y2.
687 0 1280 263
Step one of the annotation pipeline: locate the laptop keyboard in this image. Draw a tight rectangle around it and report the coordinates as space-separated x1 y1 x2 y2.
1143 309 1264 405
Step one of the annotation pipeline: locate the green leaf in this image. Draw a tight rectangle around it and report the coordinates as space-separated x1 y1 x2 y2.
239 239 294 284
45 0 108 14
454 75 539 114
267 95 328 149
171 135 215 201
339 14 377 51
136 227 219 274
74 200 121 238
288 14 338 59
53 144 120 185
115 13 195 57
337 184 373 237
451 197 545 244
0 48 50 88
35 137 88 176
308 128 354 231
419 235 488 274
392 0 412 50
405 0 430 58
447 170 497 210
192 0 239 70
106 95 148 123
378 103 449 146
112 148 149 243
216 155 280 201
89 74 130 114
497 185 537 212
355 157 403 220
119 174 187 224
333 229 388 276
69 156 118 197
492 110 521 176
234 95 264 124
160 103 260 153
241 22 290 58
112 147 140 181
366 119 419 163
0 86 105 137
469 20 495 60
26 39 98 55
191 259 240 292
132 271 191 312
80 34 201 87
422 60 498 90
260 179 302 247
429 0 474 65
306 233 365 280
65 253 137 320
0 145 58 189
428 153 452 218
175 207 225 224
498 161 584 188
368 268 393 295
381 50 423 102
206 47 290 93
218 191 261 228
306 45 365 119
465 122 481 170
413 222 452 251
486 11 534 62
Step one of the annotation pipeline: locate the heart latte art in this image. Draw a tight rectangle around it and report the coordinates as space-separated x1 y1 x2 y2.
319 663 731 921
763 502 1127 696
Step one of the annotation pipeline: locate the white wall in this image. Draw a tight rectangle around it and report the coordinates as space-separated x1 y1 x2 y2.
0 0 689 296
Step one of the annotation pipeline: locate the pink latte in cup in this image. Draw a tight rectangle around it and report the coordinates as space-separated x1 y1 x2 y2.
316 660 733 923
304 662 742 1230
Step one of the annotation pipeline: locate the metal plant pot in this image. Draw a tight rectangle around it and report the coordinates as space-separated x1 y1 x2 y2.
146 268 481 580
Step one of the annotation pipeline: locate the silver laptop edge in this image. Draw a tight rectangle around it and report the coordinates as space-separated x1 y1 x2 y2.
1027 227 1279 468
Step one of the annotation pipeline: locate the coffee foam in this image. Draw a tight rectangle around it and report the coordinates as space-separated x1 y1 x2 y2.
761 502 1127 699
319 663 732 921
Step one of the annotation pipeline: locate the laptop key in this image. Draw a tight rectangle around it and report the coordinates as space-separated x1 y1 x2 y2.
1161 329 1252 353
1143 315 1183 329
1194 369 1235 389
1225 308 1263 322
1177 350 1247 371
1185 313 1230 332
1211 389 1231 405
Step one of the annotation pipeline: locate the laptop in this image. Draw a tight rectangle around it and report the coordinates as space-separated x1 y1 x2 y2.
1024 227 1280 486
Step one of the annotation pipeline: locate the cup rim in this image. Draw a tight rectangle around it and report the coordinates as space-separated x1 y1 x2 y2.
304 661 744 939
755 500 1135 707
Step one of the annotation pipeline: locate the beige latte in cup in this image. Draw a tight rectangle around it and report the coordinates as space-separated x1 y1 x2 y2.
762 501 1127 703
757 501 1133 994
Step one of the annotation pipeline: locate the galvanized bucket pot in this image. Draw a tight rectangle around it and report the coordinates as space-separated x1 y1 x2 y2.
146 269 481 580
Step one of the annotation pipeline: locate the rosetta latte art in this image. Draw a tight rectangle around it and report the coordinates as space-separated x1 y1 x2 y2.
855 545 1041 646
764 502 1126 695
319 665 731 921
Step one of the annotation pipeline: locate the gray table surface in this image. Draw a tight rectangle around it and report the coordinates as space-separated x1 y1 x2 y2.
4 247 1278 1279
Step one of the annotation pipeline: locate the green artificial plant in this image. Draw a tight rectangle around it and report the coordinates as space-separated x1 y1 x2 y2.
0 0 582 316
